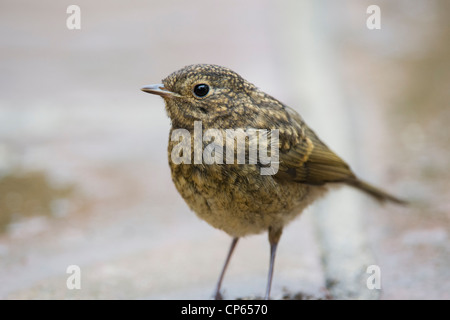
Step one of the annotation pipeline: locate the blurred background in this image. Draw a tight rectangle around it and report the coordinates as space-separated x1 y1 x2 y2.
0 0 448 299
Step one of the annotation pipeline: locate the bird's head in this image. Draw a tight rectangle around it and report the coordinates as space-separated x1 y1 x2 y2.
141 64 259 129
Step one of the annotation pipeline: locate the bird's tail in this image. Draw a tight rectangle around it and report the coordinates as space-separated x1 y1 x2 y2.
346 179 407 205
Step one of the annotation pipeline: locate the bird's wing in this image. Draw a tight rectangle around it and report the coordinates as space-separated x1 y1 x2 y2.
274 106 357 185
271 105 406 204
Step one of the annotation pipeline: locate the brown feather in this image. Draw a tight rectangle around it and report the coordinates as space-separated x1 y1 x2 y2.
276 106 405 204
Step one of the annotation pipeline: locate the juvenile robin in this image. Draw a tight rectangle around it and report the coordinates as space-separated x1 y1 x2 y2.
141 64 405 300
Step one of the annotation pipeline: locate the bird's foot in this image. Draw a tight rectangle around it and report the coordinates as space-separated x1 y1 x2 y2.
214 291 224 300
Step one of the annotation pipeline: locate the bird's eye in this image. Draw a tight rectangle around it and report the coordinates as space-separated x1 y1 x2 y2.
193 84 210 98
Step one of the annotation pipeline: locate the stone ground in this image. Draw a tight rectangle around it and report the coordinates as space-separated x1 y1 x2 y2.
0 0 448 299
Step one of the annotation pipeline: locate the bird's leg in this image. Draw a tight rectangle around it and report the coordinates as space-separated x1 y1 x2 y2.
265 226 283 300
214 237 239 300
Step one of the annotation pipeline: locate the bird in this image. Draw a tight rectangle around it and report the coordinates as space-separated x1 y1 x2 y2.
141 64 405 300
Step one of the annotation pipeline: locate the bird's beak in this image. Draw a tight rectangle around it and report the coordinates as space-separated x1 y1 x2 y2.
141 84 179 98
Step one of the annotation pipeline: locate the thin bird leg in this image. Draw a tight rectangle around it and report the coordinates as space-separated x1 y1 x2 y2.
265 226 283 300
214 237 239 300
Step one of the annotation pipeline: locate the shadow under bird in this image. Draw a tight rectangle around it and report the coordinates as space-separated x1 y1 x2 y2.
141 64 405 300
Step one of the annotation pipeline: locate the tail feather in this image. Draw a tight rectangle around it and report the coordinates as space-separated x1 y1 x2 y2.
346 179 407 205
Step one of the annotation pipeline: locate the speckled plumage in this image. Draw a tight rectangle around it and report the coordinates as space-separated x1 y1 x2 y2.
142 64 404 299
